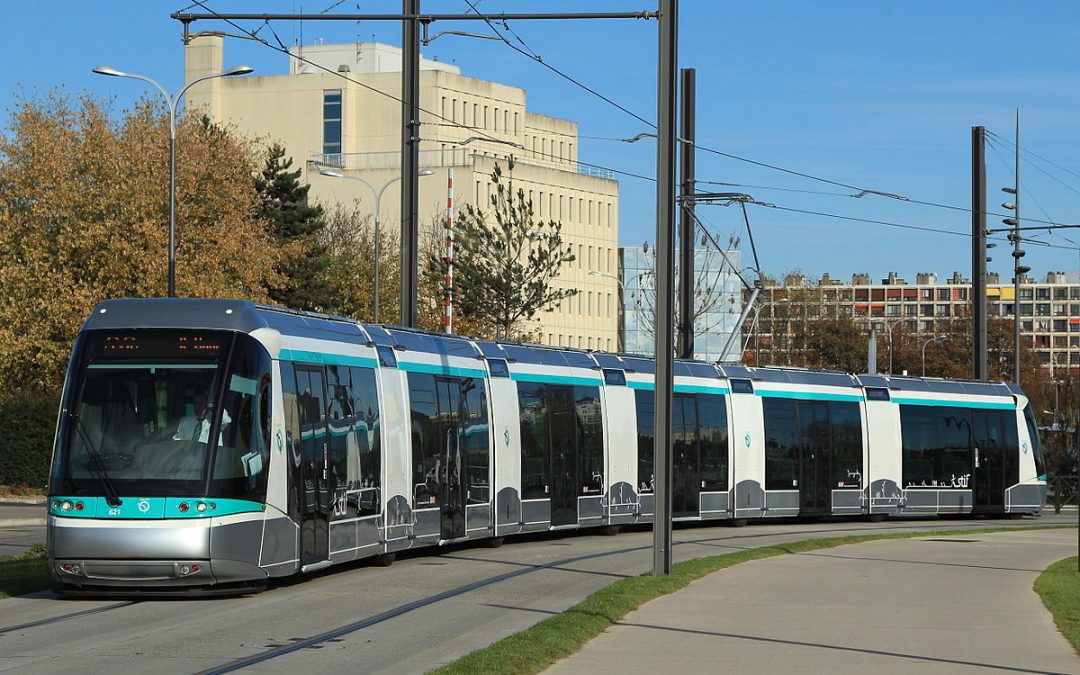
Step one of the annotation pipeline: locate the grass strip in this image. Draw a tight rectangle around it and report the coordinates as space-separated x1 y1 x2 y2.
1034 556 1080 655
0 546 50 600
430 525 1074 675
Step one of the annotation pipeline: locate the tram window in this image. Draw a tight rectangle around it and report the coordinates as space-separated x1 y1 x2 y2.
408 373 440 508
602 369 626 386
1023 405 1045 478
900 405 972 488
518 381 549 499
487 359 509 378
635 389 655 493
697 394 728 491
462 378 490 504
324 366 351 505
575 386 604 495
829 402 862 488
210 336 272 501
376 346 398 368
348 366 381 515
280 362 302 521
763 398 798 490
864 387 890 401
730 379 754 394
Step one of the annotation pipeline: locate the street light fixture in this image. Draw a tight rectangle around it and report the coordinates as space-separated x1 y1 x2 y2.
921 334 948 377
92 64 254 297
321 168 435 323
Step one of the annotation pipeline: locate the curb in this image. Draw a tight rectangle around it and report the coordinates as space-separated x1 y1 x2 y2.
0 518 46 527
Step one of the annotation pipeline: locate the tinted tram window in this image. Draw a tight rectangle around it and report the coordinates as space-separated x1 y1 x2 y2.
408 373 440 507
697 394 729 491
634 389 655 493
280 362 302 522
763 398 798 490
900 405 972 488
209 337 273 502
462 378 490 504
348 366 381 516
324 365 352 501
518 381 549 499
575 386 604 495
829 402 863 488
1023 405 1045 478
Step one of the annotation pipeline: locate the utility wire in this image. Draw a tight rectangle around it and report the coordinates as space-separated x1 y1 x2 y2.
190 1 652 183
987 129 1080 196
460 0 654 128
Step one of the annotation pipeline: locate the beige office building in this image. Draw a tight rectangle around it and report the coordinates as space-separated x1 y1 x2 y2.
184 36 619 350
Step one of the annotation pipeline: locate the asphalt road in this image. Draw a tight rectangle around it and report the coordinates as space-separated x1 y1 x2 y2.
0 513 1074 674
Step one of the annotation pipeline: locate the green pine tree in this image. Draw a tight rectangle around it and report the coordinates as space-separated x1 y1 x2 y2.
256 144 332 311
453 159 578 339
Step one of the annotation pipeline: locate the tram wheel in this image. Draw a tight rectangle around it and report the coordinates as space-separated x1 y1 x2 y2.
728 518 748 528
602 525 622 536
487 536 505 548
374 552 397 567
866 514 887 523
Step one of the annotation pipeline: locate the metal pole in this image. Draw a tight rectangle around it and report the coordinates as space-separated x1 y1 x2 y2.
972 126 987 380
868 324 878 374
445 167 454 334
677 67 695 360
1013 111 1022 384
168 117 177 298
400 0 421 327
653 0 677 578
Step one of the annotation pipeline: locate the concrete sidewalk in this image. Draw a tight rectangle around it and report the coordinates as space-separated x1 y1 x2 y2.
546 528 1080 674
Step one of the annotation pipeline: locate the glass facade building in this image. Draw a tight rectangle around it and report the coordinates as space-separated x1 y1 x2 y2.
620 246 744 362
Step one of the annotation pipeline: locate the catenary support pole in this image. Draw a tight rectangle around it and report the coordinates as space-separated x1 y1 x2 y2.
1012 112 1022 384
972 126 987 380
677 67 695 360
653 0 677 577
400 0 421 327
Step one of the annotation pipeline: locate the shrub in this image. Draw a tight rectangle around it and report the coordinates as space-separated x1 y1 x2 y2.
0 389 59 488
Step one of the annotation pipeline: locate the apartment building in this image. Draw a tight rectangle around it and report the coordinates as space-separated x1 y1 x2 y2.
757 271 1080 370
184 36 618 349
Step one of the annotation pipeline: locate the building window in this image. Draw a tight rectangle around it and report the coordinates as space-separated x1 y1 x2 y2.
323 90 342 155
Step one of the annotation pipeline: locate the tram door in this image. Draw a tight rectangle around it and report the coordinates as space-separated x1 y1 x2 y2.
799 401 831 513
435 378 467 539
672 394 701 516
549 385 578 526
972 410 1005 512
295 367 330 566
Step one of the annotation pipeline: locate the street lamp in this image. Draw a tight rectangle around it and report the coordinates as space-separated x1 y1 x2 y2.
92 64 254 298
879 318 909 375
321 168 435 323
921 334 948 377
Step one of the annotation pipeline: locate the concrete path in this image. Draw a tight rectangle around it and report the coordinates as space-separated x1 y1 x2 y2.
546 528 1080 674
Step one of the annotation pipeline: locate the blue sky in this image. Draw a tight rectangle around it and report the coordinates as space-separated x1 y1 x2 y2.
3 1 1079 282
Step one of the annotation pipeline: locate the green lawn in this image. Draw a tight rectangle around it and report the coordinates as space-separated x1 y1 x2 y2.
1034 556 1080 656
430 526 1075 675
0 545 50 599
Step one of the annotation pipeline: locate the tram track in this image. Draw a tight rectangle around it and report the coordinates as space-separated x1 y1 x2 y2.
0 600 138 637
197 516 1049 674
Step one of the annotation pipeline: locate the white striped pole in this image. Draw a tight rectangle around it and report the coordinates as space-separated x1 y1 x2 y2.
444 167 454 334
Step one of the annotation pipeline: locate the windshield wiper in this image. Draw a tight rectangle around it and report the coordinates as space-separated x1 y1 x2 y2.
68 412 122 508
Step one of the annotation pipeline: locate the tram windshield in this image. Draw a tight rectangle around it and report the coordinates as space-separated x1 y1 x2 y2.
52 330 272 500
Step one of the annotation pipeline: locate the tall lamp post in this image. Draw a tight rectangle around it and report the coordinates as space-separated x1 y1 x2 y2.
921 334 947 377
92 64 254 298
321 168 434 323
880 317 909 375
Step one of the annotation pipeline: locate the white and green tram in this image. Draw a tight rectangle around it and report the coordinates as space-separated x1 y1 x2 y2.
46 299 1046 593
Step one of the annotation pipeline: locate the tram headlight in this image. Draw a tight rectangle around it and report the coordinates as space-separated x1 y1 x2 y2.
196 502 207 513
60 500 72 512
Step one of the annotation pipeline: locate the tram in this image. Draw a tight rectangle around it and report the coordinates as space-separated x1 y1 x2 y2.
46 298 1046 593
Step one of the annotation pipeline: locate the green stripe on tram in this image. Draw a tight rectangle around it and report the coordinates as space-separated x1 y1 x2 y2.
510 372 603 387
892 397 1015 410
399 361 488 379
756 389 864 403
280 349 378 369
